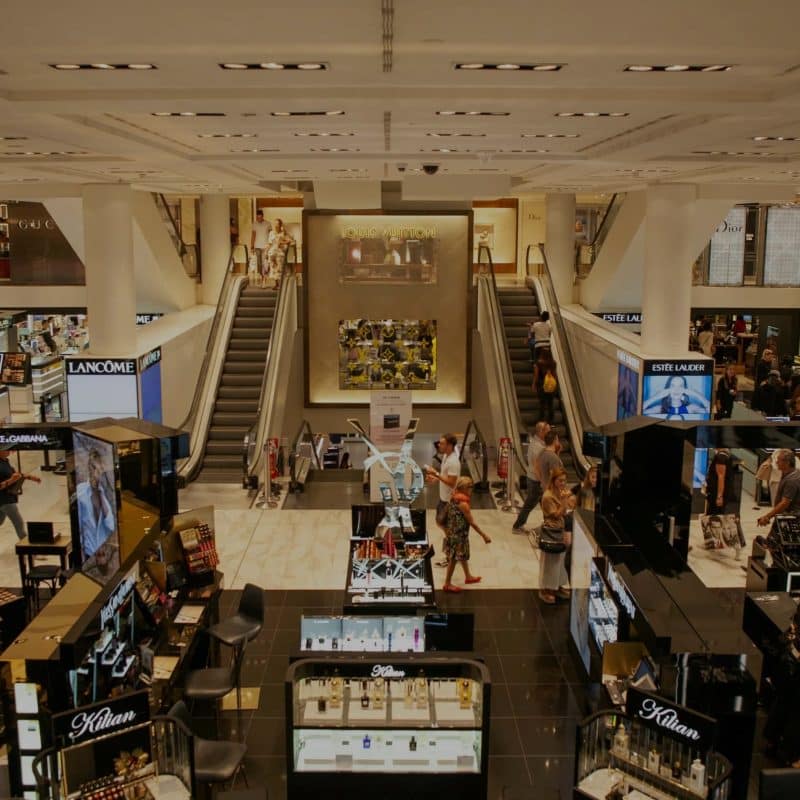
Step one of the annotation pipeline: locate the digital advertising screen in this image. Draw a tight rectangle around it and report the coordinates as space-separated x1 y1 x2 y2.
641 359 713 421
616 362 639 420
0 352 31 386
72 430 120 584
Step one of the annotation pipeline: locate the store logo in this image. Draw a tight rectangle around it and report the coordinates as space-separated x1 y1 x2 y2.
138 348 161 372
371 665 406 678
0 433 50 445
68 706 137 741
636 699 701 741
599 312 642 325
67 359 136 375
136 313 163 326
715 219 743 234
17 218 55 231
100 569 138 628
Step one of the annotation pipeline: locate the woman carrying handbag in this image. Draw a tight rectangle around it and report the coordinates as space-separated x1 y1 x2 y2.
538 467 576 604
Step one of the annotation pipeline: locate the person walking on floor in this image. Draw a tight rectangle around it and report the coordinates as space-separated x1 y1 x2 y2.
0 450 42 540
715 364 738 419
442 477 492 593
538 467 575 605
758 450 800 527
533 348 558 424
425 433 461 568
512 421 550 534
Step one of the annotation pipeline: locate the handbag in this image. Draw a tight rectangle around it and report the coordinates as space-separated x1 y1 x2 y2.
538 524 566 554
756 459 772 483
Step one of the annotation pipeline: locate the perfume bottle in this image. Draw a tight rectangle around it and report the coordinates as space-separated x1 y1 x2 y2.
373 677 385 710
647 746 660 773
458 678 472 709
305 637 312 650
387 632 393 652
317 697 327 713
404 679 414 709
362 734 371 750
330 672 342 709
413 627 420 650
415 672 428 709
360 680 370 709
409 735 417 752
332 637 339 650
672 759 682 780
613 723 629 757
690 758 707 793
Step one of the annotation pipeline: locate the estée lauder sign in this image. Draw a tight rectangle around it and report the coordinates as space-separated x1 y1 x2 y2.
626 687 717 751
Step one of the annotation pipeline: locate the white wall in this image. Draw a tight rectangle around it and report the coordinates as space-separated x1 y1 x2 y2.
691 285 800 309
517 198 546 276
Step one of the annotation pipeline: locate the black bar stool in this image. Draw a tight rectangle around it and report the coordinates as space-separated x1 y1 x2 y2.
208 583 264 653
24 564 61 616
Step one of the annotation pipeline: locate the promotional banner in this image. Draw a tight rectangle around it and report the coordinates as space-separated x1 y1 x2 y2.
616 350 640 421
641 359 713 421
66 358 138 422
138 348 162 424
368 390 413 503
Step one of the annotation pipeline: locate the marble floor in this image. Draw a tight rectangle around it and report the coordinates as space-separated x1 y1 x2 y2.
0 450 761 591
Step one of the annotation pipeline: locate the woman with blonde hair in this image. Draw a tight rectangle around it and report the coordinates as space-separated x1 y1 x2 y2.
442 476 492 593
538 467 576 604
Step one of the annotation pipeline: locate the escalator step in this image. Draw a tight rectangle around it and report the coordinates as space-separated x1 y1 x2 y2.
225 350 267 363
220 374 262 386
222 362 263 375
218 386 260 399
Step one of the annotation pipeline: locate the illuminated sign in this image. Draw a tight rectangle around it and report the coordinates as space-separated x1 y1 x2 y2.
66 359 136 375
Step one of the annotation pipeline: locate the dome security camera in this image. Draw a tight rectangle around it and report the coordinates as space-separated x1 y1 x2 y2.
421 163 439 175
397 163 407 173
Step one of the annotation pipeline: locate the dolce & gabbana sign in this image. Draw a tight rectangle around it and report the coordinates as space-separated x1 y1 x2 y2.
0 426 71 450
626 687 716 751
53 690 150 745
66 358 136 376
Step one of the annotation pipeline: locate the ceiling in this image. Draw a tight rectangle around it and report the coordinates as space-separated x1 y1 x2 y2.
1 0 800 198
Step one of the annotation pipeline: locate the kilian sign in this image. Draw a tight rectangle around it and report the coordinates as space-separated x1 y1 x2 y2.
626 687 717 751
53 690 150 745
371 665 406 678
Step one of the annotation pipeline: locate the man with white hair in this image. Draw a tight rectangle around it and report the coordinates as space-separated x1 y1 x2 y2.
758 449 800 526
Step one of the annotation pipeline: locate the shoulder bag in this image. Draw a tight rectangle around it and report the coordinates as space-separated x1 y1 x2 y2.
538 524 566 554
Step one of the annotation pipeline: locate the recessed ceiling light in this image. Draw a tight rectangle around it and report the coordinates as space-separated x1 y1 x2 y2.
426 132 486 137
127 63 155 70
233 148 280 153
626 65 654 72
310 147 359 152
752 135 798 142
624 64 731 72
261 62 285 69
52 64 81 70
91 63 116 69
222 63 248 70
455 62 564 71
272 169 308 173
522 133 580 138
555 111 629 118
664 65 691 71
220 62 329 70
151 112 225 117
0 136 27 141
297 63 323 70
701 65 732 72
293 132 353 137
435 110 510 116
270 110 344 117
50 63 157 70
198 133 257 138
693 150 775 156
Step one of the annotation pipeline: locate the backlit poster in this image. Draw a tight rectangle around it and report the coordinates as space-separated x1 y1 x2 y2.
338 319 437 390
138 348 162 424
616 350 640 420
764 206 800 286
66 358 138 422
72 430 120 584
641 359 713 421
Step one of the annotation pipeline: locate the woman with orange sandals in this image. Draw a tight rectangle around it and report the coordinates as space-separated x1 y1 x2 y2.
442 477 492 593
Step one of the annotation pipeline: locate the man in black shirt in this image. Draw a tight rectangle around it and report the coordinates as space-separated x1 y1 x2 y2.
0 449 42 540
758 449 800 527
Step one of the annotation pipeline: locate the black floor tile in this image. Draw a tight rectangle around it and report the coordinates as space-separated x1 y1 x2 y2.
494 628 555 655
516 717 577 756
474 589 540 609
527 755 574 797
246 716 287 756
240 655 269 684
489 683 515 718
486 607 544 630
501 654 564 684
487 756 531 799
473 629 499 655
242 755 287 799
545 626 577 655
507 683 581 718
283 589 343 607
490 718 524 755
264 654 291 683
253 682 286 717
557 653 585 685
269 627 301 655
482 654 505 684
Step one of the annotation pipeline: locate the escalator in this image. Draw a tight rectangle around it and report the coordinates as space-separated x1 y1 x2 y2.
198 287 277 482
496 285 574 475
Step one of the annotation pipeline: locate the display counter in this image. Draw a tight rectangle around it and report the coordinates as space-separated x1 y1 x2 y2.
286 654 489 799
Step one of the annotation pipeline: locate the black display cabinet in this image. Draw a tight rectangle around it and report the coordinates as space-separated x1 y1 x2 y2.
285 655 490 800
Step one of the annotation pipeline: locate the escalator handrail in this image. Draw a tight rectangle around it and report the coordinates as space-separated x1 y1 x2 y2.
477 245 529 477
459 418 490 486
578 193 625 274
178 244 249 480
529 242 593 475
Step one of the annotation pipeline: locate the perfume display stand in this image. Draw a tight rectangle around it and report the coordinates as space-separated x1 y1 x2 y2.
286 655 490 800
573 689 732 800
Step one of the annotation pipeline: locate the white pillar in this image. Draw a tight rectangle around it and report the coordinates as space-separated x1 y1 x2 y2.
545 193 576 304
81 184 136 356
199 194 231 305
641 184 696 355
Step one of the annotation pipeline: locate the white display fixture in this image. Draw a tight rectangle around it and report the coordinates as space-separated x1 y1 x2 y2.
764 206 800 286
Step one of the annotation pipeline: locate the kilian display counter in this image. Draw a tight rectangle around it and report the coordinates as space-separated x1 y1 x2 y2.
286 655 489 800
574 689 732 800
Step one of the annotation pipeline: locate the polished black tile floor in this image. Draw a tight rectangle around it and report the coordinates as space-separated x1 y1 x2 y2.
193 588 582 799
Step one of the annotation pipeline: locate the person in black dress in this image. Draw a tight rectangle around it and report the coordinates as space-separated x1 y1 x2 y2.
715 364 738 419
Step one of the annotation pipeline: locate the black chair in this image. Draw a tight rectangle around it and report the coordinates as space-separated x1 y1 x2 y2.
208 583 264 651
184 637 248 713
167 700 248 793
24 563 61 615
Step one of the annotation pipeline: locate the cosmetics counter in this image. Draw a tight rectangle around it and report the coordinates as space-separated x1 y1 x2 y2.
286 655 489 800
574 688 732 800
746 515 800 595
345 505 435 613
569 511 759 799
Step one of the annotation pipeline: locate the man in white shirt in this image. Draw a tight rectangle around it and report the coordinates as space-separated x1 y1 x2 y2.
512 421 550 534
527 311 551 360
425 433 461 567
250 209 270 280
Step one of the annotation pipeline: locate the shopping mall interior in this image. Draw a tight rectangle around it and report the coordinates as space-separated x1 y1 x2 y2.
2 2 800 799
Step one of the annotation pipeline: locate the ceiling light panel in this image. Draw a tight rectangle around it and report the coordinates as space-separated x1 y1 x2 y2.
309 147 359 152
454 63 563 71
293 132 354 137
436 111 510 116
426 132 486 137
522 133 580 138
198 133 256 138
0 136 27 141
693 150 776 156
51 63 157 70
752 136 799 142
624 64 732 72
271 110 344 116
151 112 226 117
219 62 327 70
555 112 629 117
2 150 87 156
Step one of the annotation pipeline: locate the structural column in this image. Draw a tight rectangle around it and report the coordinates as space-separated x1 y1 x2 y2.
641 184 696 355
199 194 231 305
81 184 137 356
545 193 576 305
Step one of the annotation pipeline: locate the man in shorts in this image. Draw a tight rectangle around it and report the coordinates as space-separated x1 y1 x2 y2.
425 433 460 568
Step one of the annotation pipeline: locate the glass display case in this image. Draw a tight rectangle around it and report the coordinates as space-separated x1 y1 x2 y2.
286 656 489 799
574 695 732 800
589 560 619 652
300 615 425 653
